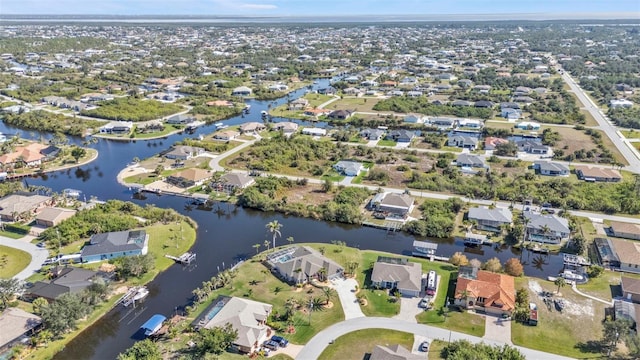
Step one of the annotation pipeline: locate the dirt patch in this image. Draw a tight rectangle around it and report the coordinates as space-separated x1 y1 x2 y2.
528 279 594 317
283 184 334 206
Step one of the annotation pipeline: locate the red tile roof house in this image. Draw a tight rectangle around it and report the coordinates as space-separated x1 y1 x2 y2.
454 267 516 316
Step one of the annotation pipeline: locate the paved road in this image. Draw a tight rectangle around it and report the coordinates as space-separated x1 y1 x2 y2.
0 235 49 281
208 138 258 172
561 71 640 173
296 316 574 360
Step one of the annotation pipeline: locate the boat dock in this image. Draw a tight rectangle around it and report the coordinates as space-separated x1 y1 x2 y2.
562 253 591 267
165 252 196 264
362 220 403 232
463 232 490 245
115 286 148 307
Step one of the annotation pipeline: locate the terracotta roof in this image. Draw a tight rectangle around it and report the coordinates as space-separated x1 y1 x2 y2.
455 270 516 311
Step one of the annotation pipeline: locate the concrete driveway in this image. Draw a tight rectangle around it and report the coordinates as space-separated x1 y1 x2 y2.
331 277 364 320
483 314 512 344
393 296 422 323
0 235 49 281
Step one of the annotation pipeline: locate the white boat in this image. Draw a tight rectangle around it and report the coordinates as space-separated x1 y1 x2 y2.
63 188 82 198
214 122 223 127
132 287 149 302
121 286 150 307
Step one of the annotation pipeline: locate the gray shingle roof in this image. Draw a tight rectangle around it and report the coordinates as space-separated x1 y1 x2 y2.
371 259 422 292
81 230 147 257
468 207 513 224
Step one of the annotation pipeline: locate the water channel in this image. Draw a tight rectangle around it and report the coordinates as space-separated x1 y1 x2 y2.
1 79 566 359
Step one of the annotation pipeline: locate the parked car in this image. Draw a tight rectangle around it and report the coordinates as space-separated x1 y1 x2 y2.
36 242 46 248
263 340 279 350
420 340 431 352
418 297 430 309
271 335 289 347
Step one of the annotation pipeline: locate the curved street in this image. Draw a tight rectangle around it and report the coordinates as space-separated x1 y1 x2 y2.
295 316 574 360
0 235 49 281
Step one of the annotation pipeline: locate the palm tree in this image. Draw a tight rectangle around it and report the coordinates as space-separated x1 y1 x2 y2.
264 240 270 252
317 267 327 282
554 277 566 294
266 220 282 249
253 243 261 254
287 236 295 245
322 287 336 305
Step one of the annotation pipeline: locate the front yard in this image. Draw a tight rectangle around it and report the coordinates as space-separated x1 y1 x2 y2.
318 329 414 360
0 244 31 278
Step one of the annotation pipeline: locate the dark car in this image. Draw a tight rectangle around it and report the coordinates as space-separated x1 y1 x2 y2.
263 340 279 350
271 335 289 347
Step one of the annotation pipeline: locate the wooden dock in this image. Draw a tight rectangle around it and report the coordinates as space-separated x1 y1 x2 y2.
362 220 403 232
165 252 196 264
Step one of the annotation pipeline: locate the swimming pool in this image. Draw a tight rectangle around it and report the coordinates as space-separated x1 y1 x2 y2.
206 301 226 320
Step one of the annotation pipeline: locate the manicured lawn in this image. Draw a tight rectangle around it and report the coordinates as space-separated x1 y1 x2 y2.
133 124 182 139
321 170 345 182
123 172 162 185
0 229 28 239
576 271 623 301
0 244 32 278
318 329 414 360
377 139 397 147
511 277 605 359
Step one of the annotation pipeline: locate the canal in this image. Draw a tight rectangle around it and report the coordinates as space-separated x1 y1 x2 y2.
0 79 565 359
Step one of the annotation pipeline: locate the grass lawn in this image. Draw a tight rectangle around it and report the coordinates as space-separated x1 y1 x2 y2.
328 97 382 113
0 229 28 239
576 271 623 301
580 109 599 127
621 130 640 139
428 340 446 359
318 329 414 360
0 244 32 278
133 124 182 139
123 172 161 185
511 277 605 359
634 142 640 151
377 139 397 147
321 170 345 182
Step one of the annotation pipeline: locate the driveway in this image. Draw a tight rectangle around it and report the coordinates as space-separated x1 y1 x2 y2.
339 176 355 186
331 277 364 320
483 314 512 344
297 317 573 360
0 235 49 281
393 297 421 323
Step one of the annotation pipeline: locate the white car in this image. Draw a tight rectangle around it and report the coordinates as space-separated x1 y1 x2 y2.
420 340 431 352
418 297 431 309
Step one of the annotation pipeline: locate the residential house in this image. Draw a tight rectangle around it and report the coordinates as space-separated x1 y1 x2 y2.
301 127 327 136
456 154 486 169
166 114 195 125
523 211 570 244
213 130 240 141
614 298 640 328
622 277 640 303
35 207 76 228
25 267 99 302
429 117 455 130
610 99 634 109
575 166 622 182
452 100 473 107
317 87 337 95
475 100 494 108
515 140 548 154
166 168 211 188
370 257 423 297
501 108 522 121
0 143 50 168
0 193 52 222
213 173 255 193
468 207 513 232
447 134 478 150
370 192 415 217
454 267 516 316
484 137 510 150
80 230 149 263
231 86 252 96
594 237 621 268
457 118 484 129
406 90 423 97
533 161 570 177
288 98 309 110
273 121 299 135
164 145 204 160
268 83 288 91
515 121 541 131
610 222 640 241
327 110 352 120
265 246 344 284
610 238 640 274
194 296 272 354
0 308 42 352
333 160 366 176
99 121 133 134
360 128 385 141
404 113 427 124
303 108 332 118
239 122 266 134
386 130 416 143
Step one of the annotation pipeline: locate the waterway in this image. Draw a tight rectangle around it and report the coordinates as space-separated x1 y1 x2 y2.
1 79 566 359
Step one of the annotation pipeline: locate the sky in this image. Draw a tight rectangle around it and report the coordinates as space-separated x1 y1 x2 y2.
2 0 639 17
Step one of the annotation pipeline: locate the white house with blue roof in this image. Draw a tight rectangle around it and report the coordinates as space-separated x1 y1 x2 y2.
80 230 149 263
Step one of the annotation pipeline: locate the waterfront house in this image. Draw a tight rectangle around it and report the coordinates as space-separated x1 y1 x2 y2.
468 207 513 232
25 267 99 302
594 238 621 268
164 145 204 160
98 121 133 134
454 267 515 316
0 193 52 222
484 137 510 150
457 118 484 129
303 108 332 118
609 238 640 274
575 166 622 182
0 308 42 352
333 160 366 176
369 192 415 217
194 296 272 354
370 256 422 297
301 127 327 137
231 86 252 96
35 207 76 228
0 142 50 168
80 230 149 263
610 222 640 241
273 121 299 135
239 122 266 134
327 109 352 120
214 173 255 193
429 117 455 130
265 246 344 285
533 161 570 177
523 211 570 244
166 168 211 188
288 98 309 110
166 114 195 125
213 130 240 141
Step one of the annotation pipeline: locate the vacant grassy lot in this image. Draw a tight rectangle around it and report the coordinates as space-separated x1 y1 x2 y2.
327 97 383 113
621 130 640 139
576 271 624 301
318 329 414 360
0 245 31 278
511 277 605 358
